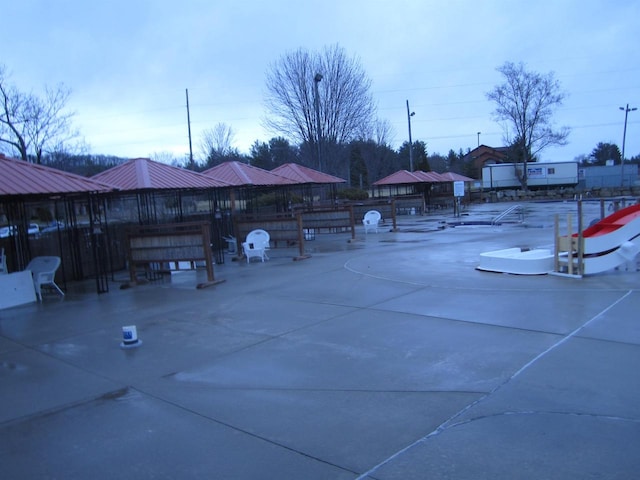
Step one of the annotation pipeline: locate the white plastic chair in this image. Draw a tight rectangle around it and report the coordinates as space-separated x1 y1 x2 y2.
223 235 237 254
26 256 64 301
363 210 381 234
242 229 270 263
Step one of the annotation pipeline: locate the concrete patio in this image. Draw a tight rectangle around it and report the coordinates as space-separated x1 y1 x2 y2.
1 200 639 479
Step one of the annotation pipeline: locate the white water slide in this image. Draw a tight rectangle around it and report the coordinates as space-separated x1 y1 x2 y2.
576 203 640 275
478 204 640 275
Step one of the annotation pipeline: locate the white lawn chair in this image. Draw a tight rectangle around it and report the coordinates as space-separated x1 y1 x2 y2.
242 229 270 263
223 235 237 254
363 210 381 234
26 256 64 301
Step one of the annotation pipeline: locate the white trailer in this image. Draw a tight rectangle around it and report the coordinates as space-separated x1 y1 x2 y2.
482 162 578 189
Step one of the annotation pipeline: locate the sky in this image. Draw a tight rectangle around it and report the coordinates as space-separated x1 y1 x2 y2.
3 0 640 165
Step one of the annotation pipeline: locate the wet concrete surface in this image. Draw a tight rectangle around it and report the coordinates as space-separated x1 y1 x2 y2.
1 200 639 479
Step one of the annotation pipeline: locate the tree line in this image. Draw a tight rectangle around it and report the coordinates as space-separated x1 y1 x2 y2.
2 49 637 190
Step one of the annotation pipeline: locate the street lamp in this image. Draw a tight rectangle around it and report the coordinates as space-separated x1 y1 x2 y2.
406 100 415 171
477 131 481 147
314 73 323 171
619 103 637 187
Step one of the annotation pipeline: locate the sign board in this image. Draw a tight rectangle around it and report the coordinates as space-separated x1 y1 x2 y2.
0 271 37 310
453 181 465 197
527 166 546 178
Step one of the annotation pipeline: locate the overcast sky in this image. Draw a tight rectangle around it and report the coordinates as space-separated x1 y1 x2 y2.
4 0 639 164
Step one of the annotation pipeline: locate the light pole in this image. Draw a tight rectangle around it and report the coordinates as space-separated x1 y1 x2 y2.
406 100 415 171
619 103 637 187
314 73 323 171
477 131 481 147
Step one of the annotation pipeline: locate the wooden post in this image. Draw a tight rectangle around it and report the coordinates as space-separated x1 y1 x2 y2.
577 201 584 276
554 214 559 273
567 214 573 275
295 213 309 260
348 205 356 240
391 198 398 231
200 223 214 283
553 210 586 277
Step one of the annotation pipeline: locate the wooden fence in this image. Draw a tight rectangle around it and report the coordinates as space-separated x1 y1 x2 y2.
394 195 425 216
233 207 356 259
350 201 397 231
234 215 304 257
126 222 216 287
300 207 355 238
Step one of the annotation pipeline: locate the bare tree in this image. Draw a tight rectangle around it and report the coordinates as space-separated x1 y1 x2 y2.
0 65 78 163
264 44 376 173
200 122 237 166
150 150 182 166
373 118 395 147
486 61 569 188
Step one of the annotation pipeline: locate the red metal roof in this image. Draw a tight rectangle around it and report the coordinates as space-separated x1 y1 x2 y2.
438 172 476 182
373 170 476 185
92 158 229 190
373 170 447 185
414 171 447 182
271 163 346 184
202 161 295 186
0 154 114 196
373 170 421 185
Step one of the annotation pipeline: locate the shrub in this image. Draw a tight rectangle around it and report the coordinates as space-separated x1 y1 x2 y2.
337 188 369 200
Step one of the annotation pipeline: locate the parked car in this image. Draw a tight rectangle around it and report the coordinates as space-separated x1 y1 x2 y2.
40 220 67 234
0 225 17 238
0 224 40 238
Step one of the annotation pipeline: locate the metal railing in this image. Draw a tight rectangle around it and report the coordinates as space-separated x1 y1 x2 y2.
491 204 524 225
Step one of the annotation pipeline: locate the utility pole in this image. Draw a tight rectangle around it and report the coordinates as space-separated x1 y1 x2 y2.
314 73 323 172
406 100 415 171
619 103 637 187
186 89 194 169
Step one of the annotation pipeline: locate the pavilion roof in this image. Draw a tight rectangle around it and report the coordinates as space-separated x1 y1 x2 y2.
372 170 446 186
271 163 346 184
92 158 229 190
438 172 476 182
202 161 295 186
0 154 114 196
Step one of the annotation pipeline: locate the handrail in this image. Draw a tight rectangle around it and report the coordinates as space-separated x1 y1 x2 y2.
492 205 524 225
